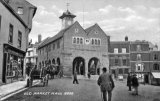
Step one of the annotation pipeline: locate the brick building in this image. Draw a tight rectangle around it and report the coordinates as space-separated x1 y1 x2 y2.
109 37 130 79
38 10 110 77
0 0 36 83
109 37 160 84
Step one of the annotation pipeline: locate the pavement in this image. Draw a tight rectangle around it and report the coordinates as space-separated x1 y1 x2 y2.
0 79 40 101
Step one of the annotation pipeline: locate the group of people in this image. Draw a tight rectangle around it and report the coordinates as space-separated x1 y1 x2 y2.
72 67 115 101
127 73 139 95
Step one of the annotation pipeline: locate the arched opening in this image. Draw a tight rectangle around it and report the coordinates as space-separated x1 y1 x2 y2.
48 60 51 65
57 58 60 65
88 57 100 75
42 61 44 67
72 57 85 75
39 62 41 69
52 58 55 64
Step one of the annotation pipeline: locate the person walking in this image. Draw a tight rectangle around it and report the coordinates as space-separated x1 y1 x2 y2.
73 70 79 84
97 67 115 101
88 72 91 79
131 74 139 95
127 73 132 91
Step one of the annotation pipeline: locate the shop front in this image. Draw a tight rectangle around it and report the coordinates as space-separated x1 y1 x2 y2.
2 44 25 83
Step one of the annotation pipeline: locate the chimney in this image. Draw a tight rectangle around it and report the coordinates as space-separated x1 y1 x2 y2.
125 36 128 41
38 34 42 43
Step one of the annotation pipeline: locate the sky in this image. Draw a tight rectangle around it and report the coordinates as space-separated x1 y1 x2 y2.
28 0 160 48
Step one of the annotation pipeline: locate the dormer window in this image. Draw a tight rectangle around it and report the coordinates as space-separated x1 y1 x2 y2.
17 7 23 15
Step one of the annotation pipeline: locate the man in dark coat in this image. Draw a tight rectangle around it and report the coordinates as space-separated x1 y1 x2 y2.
73 70 79 84
97 67 115 101
131 74 139 95
127 73 132 91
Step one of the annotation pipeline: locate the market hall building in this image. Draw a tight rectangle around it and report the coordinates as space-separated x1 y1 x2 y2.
38 10 110 77
0 0 36 83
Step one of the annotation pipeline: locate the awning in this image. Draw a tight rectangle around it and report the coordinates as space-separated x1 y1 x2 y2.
152 72 160 79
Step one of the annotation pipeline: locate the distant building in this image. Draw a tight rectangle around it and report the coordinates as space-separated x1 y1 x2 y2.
38 10 110 77
25 34 42 67
109 37 130 79
109 37 160 84
0 0 36 83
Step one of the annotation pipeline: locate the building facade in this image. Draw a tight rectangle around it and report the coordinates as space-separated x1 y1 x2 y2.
38 10 110 77
109 39 130 79
109 37 160 84
0 0 36 83
25 34 42 67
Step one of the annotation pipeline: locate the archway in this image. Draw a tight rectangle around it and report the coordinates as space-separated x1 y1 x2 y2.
52 58 55 64
48 59 51 65
88 57 100 75
57 58 60 65
72 57 85 75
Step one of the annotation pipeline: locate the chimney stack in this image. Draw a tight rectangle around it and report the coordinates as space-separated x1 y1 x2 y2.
38 34 42 43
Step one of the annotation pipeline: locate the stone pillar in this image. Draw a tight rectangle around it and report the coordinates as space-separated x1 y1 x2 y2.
85 59 88 77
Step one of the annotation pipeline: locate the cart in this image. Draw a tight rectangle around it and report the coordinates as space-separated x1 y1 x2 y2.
29 68 49 87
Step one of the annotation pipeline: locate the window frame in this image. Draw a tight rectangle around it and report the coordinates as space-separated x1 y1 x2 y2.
114 48 118 53
8 24 14 44
18 31 22 48
17 7 24 15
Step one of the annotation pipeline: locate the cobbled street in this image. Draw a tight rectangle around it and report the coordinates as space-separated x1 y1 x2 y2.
5 77 160 101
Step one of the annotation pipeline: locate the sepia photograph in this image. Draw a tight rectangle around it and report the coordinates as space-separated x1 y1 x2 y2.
0 0 160 101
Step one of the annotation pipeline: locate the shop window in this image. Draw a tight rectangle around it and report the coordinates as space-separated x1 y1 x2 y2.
137 66 141 70
17 7 23 15
153 64 159 70
18 31 22 48
154 54 158 60
8 24 13 44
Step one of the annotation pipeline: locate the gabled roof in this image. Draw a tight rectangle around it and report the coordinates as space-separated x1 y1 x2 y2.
25 0 37 17
0 0 28 28
38 21 78 49
85 24 95 34
85 23 109 37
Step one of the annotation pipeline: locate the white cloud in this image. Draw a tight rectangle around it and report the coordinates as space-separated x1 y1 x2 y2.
99 5 114 13
51 5 63 14
118 7 136 15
